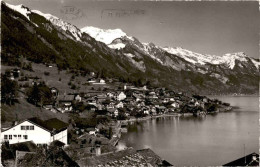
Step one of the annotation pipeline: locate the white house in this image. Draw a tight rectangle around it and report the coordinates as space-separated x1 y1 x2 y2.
1 117 68 146
115 101 124 108
117 92 126 101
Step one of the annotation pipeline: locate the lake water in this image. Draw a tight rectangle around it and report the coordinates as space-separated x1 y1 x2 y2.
117 96 259 166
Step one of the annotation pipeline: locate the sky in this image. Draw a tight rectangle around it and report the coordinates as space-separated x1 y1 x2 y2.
6 0 259 59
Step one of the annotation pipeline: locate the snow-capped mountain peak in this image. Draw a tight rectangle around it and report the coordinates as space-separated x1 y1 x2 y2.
31 10 59 20
31 10 82 41
81 26 135 49
5 2 82 41
81 26 127 44
162 47 253 69
5 3 31 20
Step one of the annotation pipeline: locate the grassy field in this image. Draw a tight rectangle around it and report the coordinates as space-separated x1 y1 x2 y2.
1 63 126 127
1 92 69 128
2 63 124 95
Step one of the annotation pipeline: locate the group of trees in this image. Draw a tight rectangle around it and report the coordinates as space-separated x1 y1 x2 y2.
26 83 53 106
1 74 19 105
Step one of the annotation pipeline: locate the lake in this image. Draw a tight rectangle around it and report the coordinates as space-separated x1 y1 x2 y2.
117 96 259 166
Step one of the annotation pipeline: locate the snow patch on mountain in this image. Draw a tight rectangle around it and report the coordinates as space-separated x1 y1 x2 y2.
250 58 260 69
32 10 82 41
124 53 135 58
143 43 164 65
31 10 59 20
5 3 31 20
5 2 81 41
163 47 249 69
108 43 126 50
81 26 127 44
81 26 134 49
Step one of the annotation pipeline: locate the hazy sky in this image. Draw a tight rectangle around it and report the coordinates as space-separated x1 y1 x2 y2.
6 0 259 58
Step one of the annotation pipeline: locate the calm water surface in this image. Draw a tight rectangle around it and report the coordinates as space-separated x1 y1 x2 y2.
117 96 259 166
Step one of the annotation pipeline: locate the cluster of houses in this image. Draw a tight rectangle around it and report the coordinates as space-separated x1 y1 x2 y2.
44 84 211 118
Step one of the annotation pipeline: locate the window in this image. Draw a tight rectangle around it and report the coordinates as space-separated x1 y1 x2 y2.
23 135 28 139
9 135 12 140
21 126 25 130
4 135 8 139
18 135 21 139
26 126 30 130
14 135 17 138
30 126 34 130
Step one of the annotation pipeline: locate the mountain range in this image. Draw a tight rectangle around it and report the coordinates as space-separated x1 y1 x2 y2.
2 1 259 94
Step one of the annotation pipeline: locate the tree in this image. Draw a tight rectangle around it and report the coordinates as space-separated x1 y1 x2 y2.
26 84 41 106
1 74 18 105
26 84 53 106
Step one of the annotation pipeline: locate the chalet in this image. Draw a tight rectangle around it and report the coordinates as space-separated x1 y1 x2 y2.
171 102 180 108
106 102 115 109
86 97 97 106
106 92 115 98
57 95 75 113
151 107 157 115
203 97 208 103
117 92 126 101
90 72 95 77
75 94 82 102
114 109 119 117
93 79 106 85
142 107 150 115
1 117 68 145
88 78 96 83
115 101 124 108
50 87 59 98
133 94 143 102
96 94 107 103
194 101 200 106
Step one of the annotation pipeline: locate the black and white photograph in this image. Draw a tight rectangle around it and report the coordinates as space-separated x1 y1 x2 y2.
1 0 259 166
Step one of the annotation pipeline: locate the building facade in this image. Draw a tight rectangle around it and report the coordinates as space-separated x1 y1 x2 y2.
1 118 68 145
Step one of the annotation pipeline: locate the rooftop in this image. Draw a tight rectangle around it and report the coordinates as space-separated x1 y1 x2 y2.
223 152 259 166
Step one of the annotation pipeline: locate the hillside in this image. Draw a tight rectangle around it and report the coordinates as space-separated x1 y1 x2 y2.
1 1 259 94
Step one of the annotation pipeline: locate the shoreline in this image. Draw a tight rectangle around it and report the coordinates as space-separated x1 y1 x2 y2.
120 113 181 124
114 106 233 147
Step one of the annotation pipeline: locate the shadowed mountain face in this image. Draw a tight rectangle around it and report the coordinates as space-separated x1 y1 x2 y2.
2 2 259 95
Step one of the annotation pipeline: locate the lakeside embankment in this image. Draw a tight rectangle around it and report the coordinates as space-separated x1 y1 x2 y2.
111 104 233 147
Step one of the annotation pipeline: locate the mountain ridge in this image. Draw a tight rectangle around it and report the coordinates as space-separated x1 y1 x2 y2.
2 1 259 94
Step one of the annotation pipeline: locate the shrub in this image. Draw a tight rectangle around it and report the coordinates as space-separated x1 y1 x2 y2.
44 71 50 76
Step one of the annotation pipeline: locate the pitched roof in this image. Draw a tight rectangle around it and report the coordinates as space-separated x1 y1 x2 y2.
58 95 74 101
3 117 68 135
43 118 68 132
223 153 259 166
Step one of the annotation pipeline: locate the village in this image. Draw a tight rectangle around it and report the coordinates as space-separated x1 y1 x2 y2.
1 65 233 166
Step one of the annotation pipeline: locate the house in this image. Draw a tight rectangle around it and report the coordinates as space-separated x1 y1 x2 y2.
1 117 68 145
114 109 119 117
75 94 82 102
50 87 59 98
223 153 259 166
117 92 126 101
203 97 208 103
115 101 124 108
93 79 106 85
100 79 106 84
57 95 75 113
88 78 96 83
96 94 107 103
171 102 180 108
106 102 115 109
194 101 200 106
